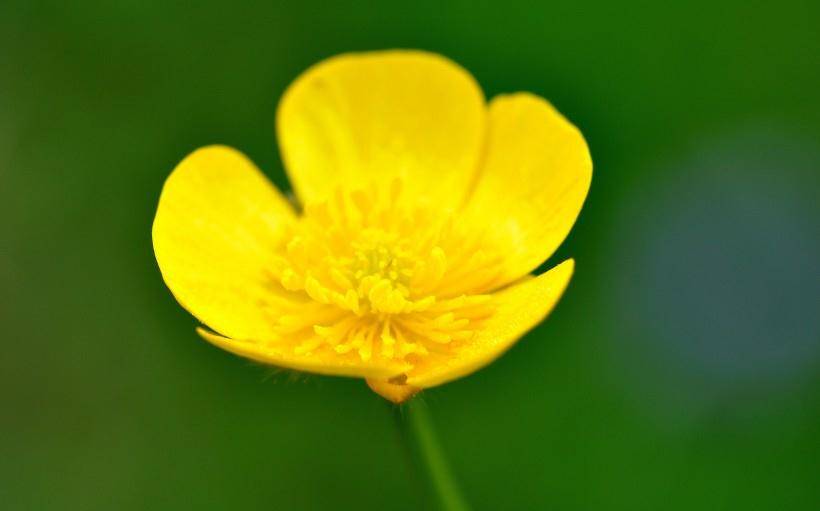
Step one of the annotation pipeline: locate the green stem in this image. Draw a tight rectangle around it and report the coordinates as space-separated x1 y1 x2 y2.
399 397 471 511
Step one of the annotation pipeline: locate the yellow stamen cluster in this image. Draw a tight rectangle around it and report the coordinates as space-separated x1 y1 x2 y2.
268 181 502 365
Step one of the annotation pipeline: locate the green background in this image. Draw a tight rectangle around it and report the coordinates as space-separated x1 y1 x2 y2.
2 1 819 509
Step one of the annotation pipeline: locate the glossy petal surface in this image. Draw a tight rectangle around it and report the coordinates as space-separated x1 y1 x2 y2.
198 328 410 379
152 145 296 340
277 50 486 210
464 94 591 286
405 259 575 388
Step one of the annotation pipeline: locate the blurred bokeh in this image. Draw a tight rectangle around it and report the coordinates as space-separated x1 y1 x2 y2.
2 1 819 509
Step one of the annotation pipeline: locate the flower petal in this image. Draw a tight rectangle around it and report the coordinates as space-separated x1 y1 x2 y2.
152 145 297 340
277 50 486 209
198 328 411 379
405 259 574 388
464 93 591 286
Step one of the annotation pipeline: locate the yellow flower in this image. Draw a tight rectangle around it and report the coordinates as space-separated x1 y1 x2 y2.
152 50 591 403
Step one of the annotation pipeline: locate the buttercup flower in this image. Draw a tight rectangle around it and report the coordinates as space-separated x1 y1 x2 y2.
152 50 591 403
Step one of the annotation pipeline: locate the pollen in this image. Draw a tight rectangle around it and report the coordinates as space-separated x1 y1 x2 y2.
267 180 501 364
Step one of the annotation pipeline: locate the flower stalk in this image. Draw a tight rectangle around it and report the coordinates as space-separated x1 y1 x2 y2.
398 397 471 511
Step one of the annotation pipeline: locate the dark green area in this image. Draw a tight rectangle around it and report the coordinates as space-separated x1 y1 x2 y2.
2 1 819 509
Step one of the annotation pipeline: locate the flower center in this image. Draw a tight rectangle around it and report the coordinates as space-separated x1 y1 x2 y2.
344 228 414 312
268 181 501 363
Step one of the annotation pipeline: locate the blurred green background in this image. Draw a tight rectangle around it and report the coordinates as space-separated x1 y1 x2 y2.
2 1 819 509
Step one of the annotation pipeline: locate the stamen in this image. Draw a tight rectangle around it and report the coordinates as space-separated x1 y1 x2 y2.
269 180 500 365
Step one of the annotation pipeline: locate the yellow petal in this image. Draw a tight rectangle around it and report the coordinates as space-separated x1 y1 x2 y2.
152 145 297 340
198 328 411 379
464 93 591 286
366 378 420 403
276 50 486 209
406 259 575 388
